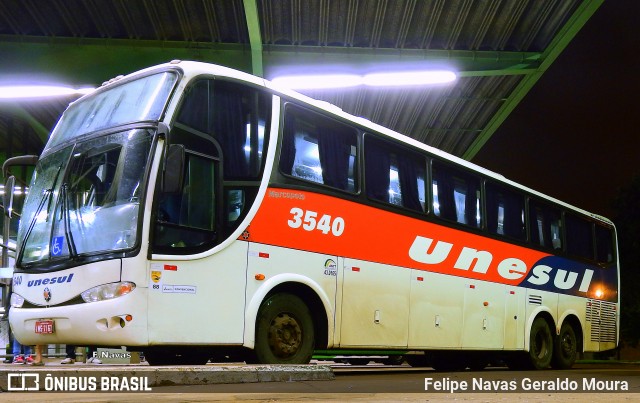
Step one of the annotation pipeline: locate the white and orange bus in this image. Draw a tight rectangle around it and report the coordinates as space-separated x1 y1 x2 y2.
9 61 619 368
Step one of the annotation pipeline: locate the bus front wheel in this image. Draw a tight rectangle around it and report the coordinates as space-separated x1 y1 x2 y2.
254 293 315 364
528 317 553 369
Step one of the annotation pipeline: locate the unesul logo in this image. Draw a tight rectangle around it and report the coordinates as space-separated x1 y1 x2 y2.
408 235 594 293
26 273 74 287
43 287 52 302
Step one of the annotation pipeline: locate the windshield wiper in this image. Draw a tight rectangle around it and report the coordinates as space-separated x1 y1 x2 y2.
17 188 52 264
60 183 78 258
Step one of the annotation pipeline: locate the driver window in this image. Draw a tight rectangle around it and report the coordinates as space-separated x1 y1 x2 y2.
154 152 216 250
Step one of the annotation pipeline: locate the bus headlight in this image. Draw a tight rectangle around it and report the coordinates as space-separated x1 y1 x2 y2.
81 282 136 303
10 293 24 308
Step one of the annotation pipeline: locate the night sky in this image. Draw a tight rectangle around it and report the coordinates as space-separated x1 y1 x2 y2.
472 0 639 219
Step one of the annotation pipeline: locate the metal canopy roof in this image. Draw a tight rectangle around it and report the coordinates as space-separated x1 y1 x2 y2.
0 0 603 165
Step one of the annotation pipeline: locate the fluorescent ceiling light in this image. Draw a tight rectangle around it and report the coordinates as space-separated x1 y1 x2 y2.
0 85 95 99
271 70 456 90
363 70 456 86
271 74 362 90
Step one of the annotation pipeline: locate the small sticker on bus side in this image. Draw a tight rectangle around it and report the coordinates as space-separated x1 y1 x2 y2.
150 269 162 291
162 284 197 294
324 259 337 276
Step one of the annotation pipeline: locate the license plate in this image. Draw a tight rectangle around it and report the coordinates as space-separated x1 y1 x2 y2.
35 320 55 334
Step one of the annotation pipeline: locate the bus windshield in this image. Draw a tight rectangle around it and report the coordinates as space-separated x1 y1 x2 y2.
18 129 154 266
45 71 177 152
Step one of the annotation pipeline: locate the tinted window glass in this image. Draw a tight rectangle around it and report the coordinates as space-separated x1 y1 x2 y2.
486 182 525 240
48 72 177 151
281 105 358 192
529 200 563 251
176 80 270 180
595 224 614 263
365 136 425 212
432 161 481 228
566 214 594 259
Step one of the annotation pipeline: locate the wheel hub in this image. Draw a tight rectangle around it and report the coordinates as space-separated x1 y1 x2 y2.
268 313 302 358
561 334 574 356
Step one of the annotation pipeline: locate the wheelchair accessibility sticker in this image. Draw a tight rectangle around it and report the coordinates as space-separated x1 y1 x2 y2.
51 236 64 256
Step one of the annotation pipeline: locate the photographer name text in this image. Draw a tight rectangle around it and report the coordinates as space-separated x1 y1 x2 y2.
424 377 629 393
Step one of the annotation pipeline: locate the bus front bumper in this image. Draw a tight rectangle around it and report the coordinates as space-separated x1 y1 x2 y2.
8 292 148 347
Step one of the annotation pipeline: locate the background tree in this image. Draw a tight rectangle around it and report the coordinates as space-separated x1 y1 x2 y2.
612 174 640 347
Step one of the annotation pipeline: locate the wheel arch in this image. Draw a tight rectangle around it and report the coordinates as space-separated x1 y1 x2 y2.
243 274 332 350
525 308 556 352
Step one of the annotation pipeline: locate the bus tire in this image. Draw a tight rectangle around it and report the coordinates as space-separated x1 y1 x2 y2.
552 322 577 369
255 293 315 364
528 317 553 369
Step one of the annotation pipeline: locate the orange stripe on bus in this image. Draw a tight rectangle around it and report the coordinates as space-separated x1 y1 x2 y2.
246 188 549 287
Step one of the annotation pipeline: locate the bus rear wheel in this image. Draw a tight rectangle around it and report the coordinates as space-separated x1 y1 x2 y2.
552 322 577 369
255 293 315 364
528 317 553 369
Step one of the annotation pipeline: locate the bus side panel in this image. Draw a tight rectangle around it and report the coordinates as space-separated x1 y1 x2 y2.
461 280 506 349
504 285 526 350
339 258 410 348
408 270 463 349
146 241 248 344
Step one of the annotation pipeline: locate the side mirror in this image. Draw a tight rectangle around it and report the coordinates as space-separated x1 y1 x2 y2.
2 154 38 219
163 144 185 193
3 175 15 218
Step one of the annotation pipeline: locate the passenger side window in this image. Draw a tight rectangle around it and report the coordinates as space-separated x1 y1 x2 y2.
595 224 614 263
529 201 563 251
281 105 358 192
565 214 594 259
176 80 270 181
485 182 525 240
365 136 426 212
432 161 481 228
